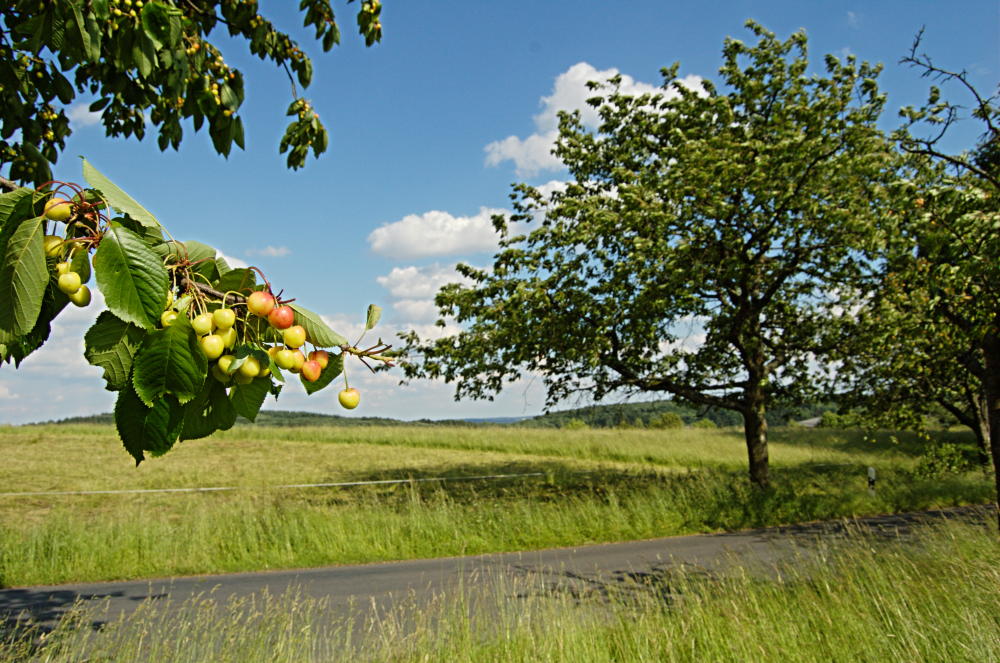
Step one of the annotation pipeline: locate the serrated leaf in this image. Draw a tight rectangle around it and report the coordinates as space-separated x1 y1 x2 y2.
132 315 207 406
81 158 161 229
94 222 169 329
181 378 237 440
0 188 34 235
0 216 48 336
84 311 147 391
0 281 67 367
302 352 343 395
365 304 382 330
289 303 347 347
115 385 185 464
230 376 271 421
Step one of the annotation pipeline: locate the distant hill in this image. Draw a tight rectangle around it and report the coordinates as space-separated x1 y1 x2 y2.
522 399 737 428
522 399 833 429
32 402 828 429
32 410 514 428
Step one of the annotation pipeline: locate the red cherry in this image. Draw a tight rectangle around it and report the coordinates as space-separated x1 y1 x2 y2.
268 305 295 330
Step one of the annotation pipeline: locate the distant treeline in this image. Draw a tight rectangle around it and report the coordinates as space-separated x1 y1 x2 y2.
34 400 834 429
522 400 832 429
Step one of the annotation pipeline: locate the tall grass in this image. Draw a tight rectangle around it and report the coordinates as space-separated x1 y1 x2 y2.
0 464 990 586
0 424 992 585
3 517 997 662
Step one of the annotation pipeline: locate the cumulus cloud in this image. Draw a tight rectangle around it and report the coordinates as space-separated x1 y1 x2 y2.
367 207 507 259
376 263 472 299
67 102 102 128
484 62 702 177
375 263 481 324
246 246 291 258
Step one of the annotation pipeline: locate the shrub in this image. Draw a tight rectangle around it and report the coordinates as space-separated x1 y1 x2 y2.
561 418 590 430
648 412 684 429
690 418 717 429
915 443 975 478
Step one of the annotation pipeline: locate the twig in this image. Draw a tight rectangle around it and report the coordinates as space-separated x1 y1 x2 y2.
0 176 18 193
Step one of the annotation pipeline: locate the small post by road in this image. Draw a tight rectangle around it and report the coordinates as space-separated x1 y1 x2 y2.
867 466 876 496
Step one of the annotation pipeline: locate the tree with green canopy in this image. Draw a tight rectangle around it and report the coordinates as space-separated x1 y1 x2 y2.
834 36 999 516
402 22 895 488
1 0 384 185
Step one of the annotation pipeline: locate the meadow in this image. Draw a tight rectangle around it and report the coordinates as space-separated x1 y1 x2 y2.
0 423 992 587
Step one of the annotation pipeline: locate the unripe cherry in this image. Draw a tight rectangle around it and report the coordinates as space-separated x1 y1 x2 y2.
57 271 82 295
246 290 275 317
192 312 215 336
219 326 238 349
44 197 72 222
200 334 225 359
68 285 91 307
43 235 62 258
275 348 297 369
213 307 236 329
282 325 306 348
238 356 261 378
160 310 178 327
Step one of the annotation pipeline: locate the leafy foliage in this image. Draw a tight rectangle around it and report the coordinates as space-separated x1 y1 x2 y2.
403 22 896 486
0 160 393 463
0 0 385 184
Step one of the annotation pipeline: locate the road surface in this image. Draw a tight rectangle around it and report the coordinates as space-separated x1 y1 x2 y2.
0 505 989 631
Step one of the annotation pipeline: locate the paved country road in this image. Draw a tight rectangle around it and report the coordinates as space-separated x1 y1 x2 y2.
0 505 991 631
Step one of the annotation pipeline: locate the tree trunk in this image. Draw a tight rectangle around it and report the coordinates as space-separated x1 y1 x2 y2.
742 379 770 489
971 390 992 468
983 341 1000 533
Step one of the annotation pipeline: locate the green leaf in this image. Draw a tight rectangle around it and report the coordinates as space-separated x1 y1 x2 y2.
81 158 161 229
289 303 347 347
0 188 34 237
230 376 271 421
84 311 147 391
216 267 256 294
181 378 237 441
69 247 91 284
302 352 343 395
0 280 67 367
184 240 221 281
132 314 207 406
94 221 169 329
0 216 48 336
365 304 382 330
115 384 185 465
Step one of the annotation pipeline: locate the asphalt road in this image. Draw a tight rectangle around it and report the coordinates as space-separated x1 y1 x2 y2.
0 505 990 631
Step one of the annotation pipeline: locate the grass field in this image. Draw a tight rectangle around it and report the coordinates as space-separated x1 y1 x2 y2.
3 516 997 662
0 423 993 586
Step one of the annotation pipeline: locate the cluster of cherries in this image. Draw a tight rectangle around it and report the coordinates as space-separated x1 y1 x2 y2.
43 197 92 308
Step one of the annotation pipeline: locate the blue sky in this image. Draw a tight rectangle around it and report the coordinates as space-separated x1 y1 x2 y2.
2 1 997 424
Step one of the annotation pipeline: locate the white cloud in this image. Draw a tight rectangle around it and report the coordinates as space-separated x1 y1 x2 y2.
217 251 249 269
375 263 481 324
67 102 102 128
847 11 860 28
367 207 507 259
484 62 701 177
376 264 471 299
246 246 291 258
